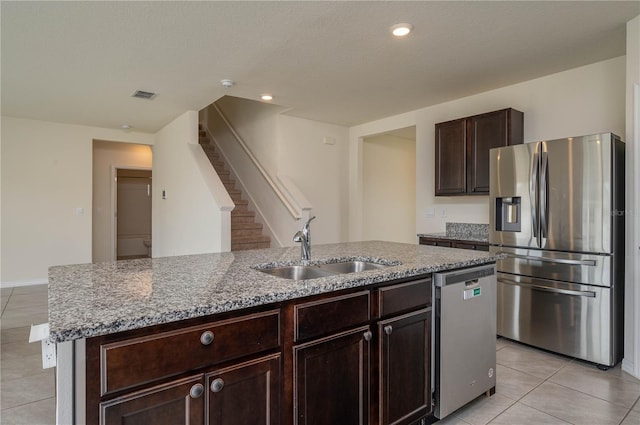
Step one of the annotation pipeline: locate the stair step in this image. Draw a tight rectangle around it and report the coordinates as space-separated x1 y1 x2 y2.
232 222 262 230
232 229 265 237
231 241 271 251
231 213 256 223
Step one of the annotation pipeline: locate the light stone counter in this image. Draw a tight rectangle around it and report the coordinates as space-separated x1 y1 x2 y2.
48 240 500 343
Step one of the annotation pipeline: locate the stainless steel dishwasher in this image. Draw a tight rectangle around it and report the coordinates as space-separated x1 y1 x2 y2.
433 264 497 419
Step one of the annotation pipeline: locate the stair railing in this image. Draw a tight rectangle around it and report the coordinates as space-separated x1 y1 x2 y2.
211 103 311 220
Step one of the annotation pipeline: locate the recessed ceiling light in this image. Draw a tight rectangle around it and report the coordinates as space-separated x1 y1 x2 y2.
221 79 235 88
391 23 413 37
120 124 132 130
261 94 273 101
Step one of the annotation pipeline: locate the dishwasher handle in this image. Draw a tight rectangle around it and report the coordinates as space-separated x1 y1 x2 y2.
434 264 495 287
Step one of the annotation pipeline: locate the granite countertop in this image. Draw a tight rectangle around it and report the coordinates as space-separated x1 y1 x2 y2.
48 241 500 343
418 222 490 243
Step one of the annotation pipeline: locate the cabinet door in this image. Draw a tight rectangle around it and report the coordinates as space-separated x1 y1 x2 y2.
206 354 280 425
379 309 431 425
435 119 467 195
468 109 523 193
101 375 204 425
294 326 371 425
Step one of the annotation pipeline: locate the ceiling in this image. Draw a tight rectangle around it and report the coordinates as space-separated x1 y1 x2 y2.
1 1 638 133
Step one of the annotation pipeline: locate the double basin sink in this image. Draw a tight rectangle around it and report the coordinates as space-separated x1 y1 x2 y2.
256 260 395 281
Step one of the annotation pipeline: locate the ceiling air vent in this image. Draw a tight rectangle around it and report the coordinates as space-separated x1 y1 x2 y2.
131 90 157 100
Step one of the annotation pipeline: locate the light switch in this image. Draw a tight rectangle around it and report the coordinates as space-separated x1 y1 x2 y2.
323 136 336 145
76 207 84 216
425 208 435 218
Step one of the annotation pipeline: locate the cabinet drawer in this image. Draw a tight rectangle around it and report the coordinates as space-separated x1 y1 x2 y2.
452 241 489 251
294 291 370 342
101 310 280 395
378 278 432 318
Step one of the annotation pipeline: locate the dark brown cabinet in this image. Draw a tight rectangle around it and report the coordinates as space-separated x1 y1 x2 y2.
419 237 489 251
101 375 205 425
88 309 281 425
206 354 280 425
378 309 431 425
435 108 523 196
294 326 371 425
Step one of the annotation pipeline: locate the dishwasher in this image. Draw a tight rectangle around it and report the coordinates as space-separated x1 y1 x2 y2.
433 264 497 419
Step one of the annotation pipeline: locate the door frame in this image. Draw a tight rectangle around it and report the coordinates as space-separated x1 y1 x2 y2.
110 165 152 261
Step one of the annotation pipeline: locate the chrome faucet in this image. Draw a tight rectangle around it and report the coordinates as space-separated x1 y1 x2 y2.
293 216 316 261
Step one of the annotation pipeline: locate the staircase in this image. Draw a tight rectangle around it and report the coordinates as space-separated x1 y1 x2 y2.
198 125 271 251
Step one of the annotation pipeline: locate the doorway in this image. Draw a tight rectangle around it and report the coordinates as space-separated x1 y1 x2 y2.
362 126 416 243
115 168 152 260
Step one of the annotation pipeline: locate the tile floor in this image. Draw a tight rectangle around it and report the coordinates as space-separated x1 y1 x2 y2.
1 284 639 425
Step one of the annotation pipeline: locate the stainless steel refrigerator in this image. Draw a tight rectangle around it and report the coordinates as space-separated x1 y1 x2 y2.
489 133 625 367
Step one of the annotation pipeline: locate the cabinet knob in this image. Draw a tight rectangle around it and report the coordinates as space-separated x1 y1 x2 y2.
200 331 214 346
210 378 225 393
189 383 204 399
363 330 373 341
384 325 393 335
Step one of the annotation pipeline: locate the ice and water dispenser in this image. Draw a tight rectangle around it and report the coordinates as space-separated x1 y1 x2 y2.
495 197 521 232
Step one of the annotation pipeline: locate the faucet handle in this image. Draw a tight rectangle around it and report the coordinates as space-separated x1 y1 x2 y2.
293 231 304 242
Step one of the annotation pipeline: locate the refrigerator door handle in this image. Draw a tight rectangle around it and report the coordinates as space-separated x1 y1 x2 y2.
497 251 597 266
500 277 597 298
530 143 540 246
540 145 549 241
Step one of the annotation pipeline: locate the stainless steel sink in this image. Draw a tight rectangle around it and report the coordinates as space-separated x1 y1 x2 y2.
316 260 389 274
255 260 394 280
257 265 337 280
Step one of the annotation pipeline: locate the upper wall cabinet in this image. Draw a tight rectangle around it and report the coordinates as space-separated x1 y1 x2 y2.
435 108 523 196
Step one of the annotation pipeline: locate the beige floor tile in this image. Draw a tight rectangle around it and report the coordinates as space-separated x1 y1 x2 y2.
0 396 56 425
2 305 49 317
3 293 48 309
0 313 49 330
10 285 48 295
1 338 42 359
550 361 640 408
520 381 628 425
488 402 572 424
495 338 510 351
436 414 474 424
495 364 544 401
1 352 47 382
0 369 55 410
0 326 31 344
452 393 516 425
496 343 570 379
621 408 640 425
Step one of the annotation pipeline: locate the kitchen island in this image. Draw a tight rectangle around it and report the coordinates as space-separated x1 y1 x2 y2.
49 241 500 425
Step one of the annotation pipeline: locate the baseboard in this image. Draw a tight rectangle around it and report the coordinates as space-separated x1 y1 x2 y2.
1 278 48 289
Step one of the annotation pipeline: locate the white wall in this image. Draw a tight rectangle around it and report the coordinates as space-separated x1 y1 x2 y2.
0 117 153 286
152 111 227 257
208 98 350 246
92 141 152 262
362 133 416 243
278 115 349 244
349 56 626 241
623 15 640 380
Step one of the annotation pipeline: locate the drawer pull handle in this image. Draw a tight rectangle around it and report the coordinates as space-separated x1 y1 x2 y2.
384 325 393 335
200 331 214 346
210 378 225 393
189 383 204 399
363 331 373 342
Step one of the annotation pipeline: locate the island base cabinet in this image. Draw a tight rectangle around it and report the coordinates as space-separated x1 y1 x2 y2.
100 375 204 425
378 309 432 425
206 354 280 425
294 326 370 425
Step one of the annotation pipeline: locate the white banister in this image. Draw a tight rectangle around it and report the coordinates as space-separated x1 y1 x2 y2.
211 103 306 220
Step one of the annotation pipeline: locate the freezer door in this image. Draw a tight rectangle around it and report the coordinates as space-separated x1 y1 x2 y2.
489 142 539 248
540 134 616 253
491 246 613 287
496 272 617 366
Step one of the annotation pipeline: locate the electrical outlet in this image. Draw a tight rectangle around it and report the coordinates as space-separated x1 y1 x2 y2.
41 339 56 369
